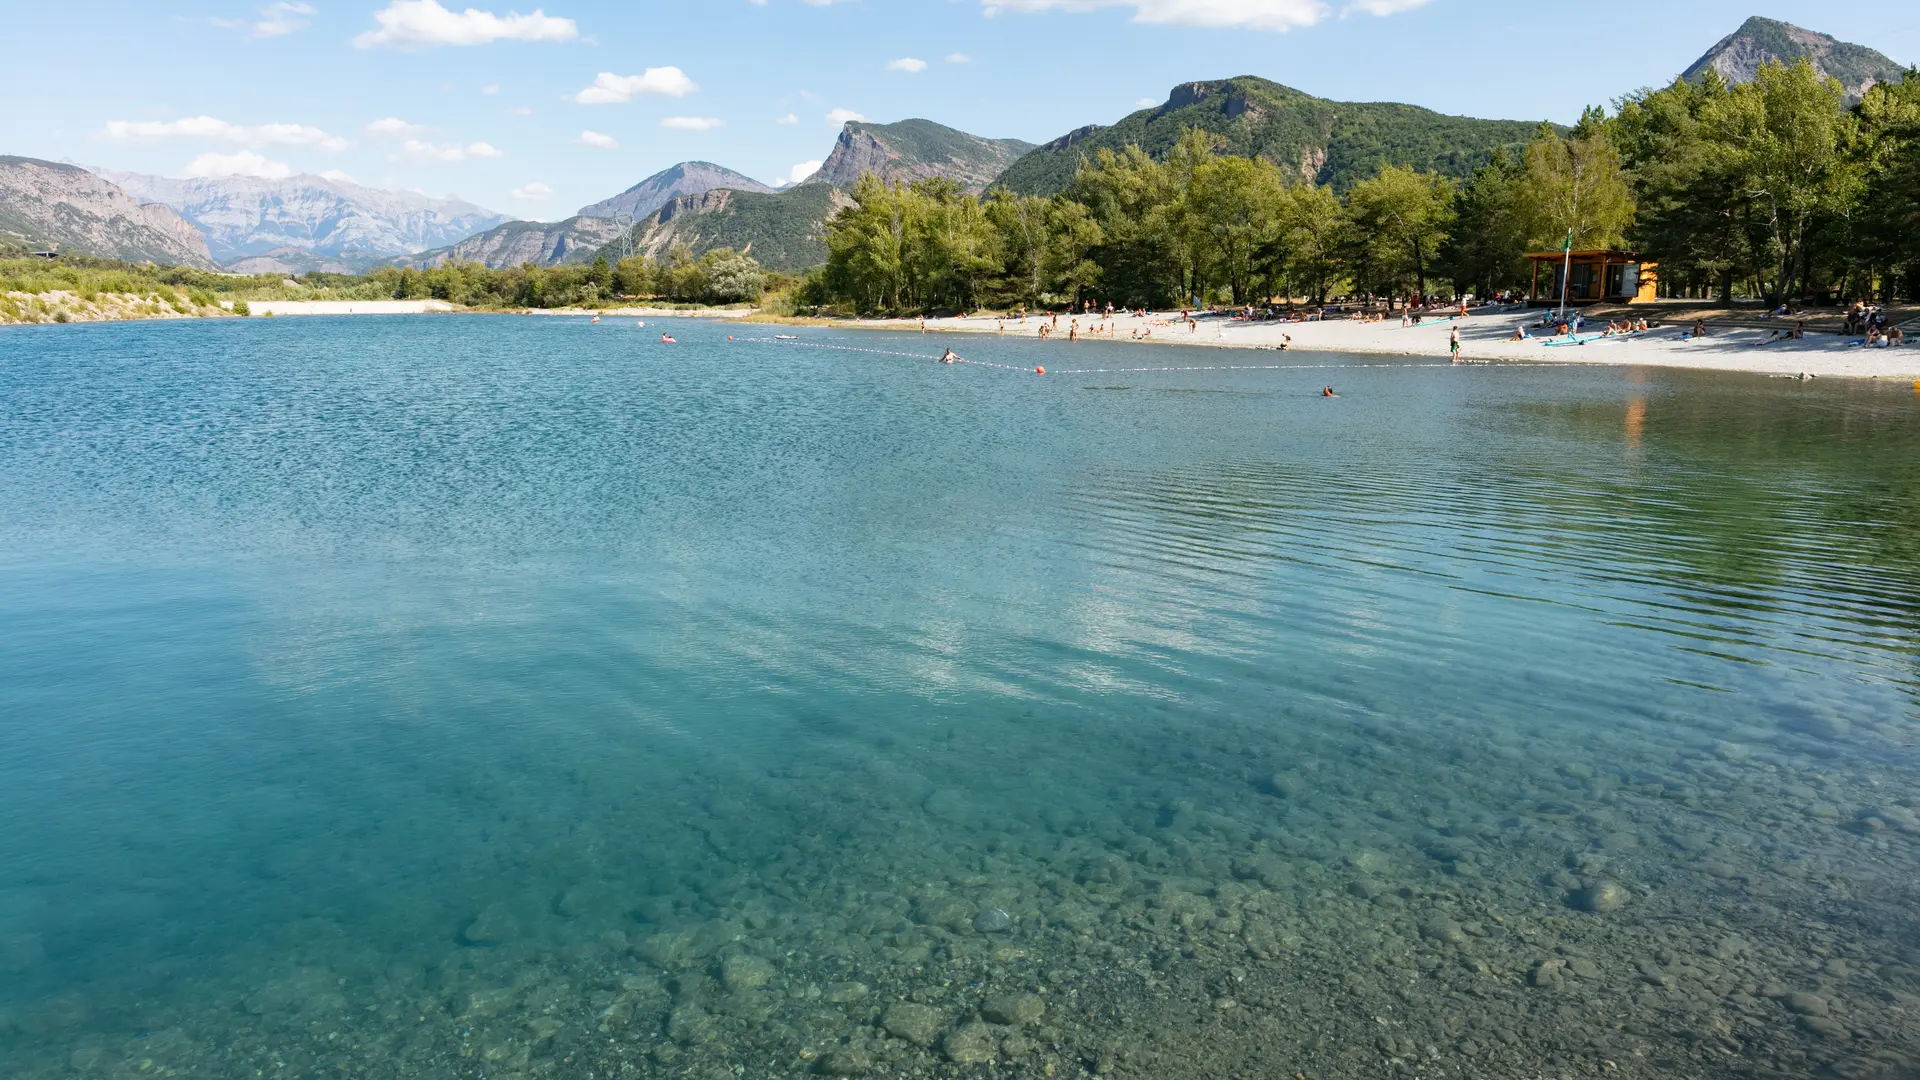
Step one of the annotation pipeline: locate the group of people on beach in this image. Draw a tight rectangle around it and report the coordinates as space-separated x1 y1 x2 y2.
1845 302 1906 346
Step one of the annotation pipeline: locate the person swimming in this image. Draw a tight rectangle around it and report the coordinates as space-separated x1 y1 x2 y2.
940 348 959 364
1322 386 1338 398
660 333 676 343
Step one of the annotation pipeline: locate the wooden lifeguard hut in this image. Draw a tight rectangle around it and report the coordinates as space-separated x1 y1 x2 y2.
1526 249 1658 306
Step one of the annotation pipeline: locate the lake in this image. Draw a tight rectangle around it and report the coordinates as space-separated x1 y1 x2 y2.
2 314 1917 1079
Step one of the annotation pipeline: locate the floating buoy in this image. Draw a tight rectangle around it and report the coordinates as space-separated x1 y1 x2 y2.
590 315 600 323
728 335 734 341
1035 366 1045 375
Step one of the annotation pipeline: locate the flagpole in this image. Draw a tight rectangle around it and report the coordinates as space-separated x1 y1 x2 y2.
1556 229 1573 321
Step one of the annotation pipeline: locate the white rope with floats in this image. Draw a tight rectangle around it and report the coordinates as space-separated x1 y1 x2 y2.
731 336 1563 376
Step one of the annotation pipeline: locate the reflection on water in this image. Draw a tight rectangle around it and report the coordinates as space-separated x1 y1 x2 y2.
1 316 1918 1079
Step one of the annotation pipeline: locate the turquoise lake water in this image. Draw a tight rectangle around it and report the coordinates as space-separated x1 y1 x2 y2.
1 314 1917 1080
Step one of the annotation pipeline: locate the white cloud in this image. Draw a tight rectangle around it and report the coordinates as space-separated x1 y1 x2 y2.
826 107 867 125
253 1 315 36
510 181 552 200
577 129 618 148
945 52 972 63
482 83 500 94
776 113 799 125
364 116 425 138
354 0 578 48
101 115 348 151
573 67 697 104
178 150 293 179
319 168 358 183
886 57 927 72
979 0 1349 32
659 116 723 131
507 105 534 115
1343 0 1427 11
396 139 503 162
784 160 822 185
1136 96 1159 106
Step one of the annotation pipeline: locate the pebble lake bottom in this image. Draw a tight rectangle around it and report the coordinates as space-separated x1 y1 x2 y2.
0 315 1917 1080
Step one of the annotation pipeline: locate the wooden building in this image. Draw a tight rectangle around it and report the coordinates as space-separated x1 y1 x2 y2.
1526 249 1659 305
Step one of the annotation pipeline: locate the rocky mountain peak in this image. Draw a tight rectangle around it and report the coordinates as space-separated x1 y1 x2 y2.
1683 16 1906 101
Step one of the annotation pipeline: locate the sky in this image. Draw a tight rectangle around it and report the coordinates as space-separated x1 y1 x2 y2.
5 0 1915 218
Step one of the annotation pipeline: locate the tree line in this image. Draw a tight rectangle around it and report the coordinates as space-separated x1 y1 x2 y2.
806 60 1919 314
365 244 772 309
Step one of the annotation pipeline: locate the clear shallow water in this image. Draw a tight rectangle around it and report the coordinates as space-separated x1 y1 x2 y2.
1 315 1918 1079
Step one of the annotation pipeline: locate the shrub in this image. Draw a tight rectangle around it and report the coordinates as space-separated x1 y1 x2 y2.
231 300 251 317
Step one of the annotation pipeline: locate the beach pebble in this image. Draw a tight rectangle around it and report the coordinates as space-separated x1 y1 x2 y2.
882 1003 943 1047
1531 958 1565 988
1420 919 1466 946
972 907 1012 934
943 1022 998 1064
982 992 1045 1026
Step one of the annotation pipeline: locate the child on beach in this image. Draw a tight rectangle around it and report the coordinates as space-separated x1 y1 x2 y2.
1450 326 1461 361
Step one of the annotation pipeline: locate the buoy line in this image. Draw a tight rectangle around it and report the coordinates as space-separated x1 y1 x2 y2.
734 337 1568 376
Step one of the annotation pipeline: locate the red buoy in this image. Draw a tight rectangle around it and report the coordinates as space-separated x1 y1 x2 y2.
1035 366 1045 375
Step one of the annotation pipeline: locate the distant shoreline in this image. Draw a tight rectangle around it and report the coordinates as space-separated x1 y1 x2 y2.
817 309 1920 381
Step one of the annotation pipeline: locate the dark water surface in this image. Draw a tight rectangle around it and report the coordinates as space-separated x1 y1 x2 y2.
2 315 1918 1080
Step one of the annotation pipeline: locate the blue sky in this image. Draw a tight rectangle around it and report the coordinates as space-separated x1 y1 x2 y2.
6 1 1914 217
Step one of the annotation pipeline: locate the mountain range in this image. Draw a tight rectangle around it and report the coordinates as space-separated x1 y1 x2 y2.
6 17 1907 277
0 156 214 268
94 171 507 272
1684 16 1906 101
996 77 1545 195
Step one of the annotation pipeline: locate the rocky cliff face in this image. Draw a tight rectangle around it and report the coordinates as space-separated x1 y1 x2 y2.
404 216 627 269
801 120 1036 193
1683 17 1906 101
0 157 214 267
97 171 506 263
576 162 776 220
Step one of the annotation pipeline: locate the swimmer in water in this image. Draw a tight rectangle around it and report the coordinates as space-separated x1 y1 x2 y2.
660 333 676 343
940 348 959 364
1322 386 1338 398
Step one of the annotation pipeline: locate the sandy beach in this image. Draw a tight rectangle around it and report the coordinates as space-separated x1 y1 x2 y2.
849 307 1920 380
244 299 457 316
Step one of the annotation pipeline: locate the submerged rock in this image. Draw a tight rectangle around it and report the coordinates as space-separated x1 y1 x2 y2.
720 953 776 992
462 903 519 945
817 1047 873 1075
982 992 1045 1026
972 907 1012 933
943 1022 997 1064
882 1002 943 1047
1570 881 1630 913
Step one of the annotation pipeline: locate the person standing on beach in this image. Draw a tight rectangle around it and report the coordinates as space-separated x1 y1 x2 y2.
1450 325 1461 362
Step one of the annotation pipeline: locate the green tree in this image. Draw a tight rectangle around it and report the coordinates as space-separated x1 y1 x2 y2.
699 248 765 303
1345 165 1456 302
1439 148 1529 298
1702 59 1861 305
1516 113 1634 254
1613 73 1752 301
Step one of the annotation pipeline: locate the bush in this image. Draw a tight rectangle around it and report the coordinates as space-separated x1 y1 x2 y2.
231 300 251 317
